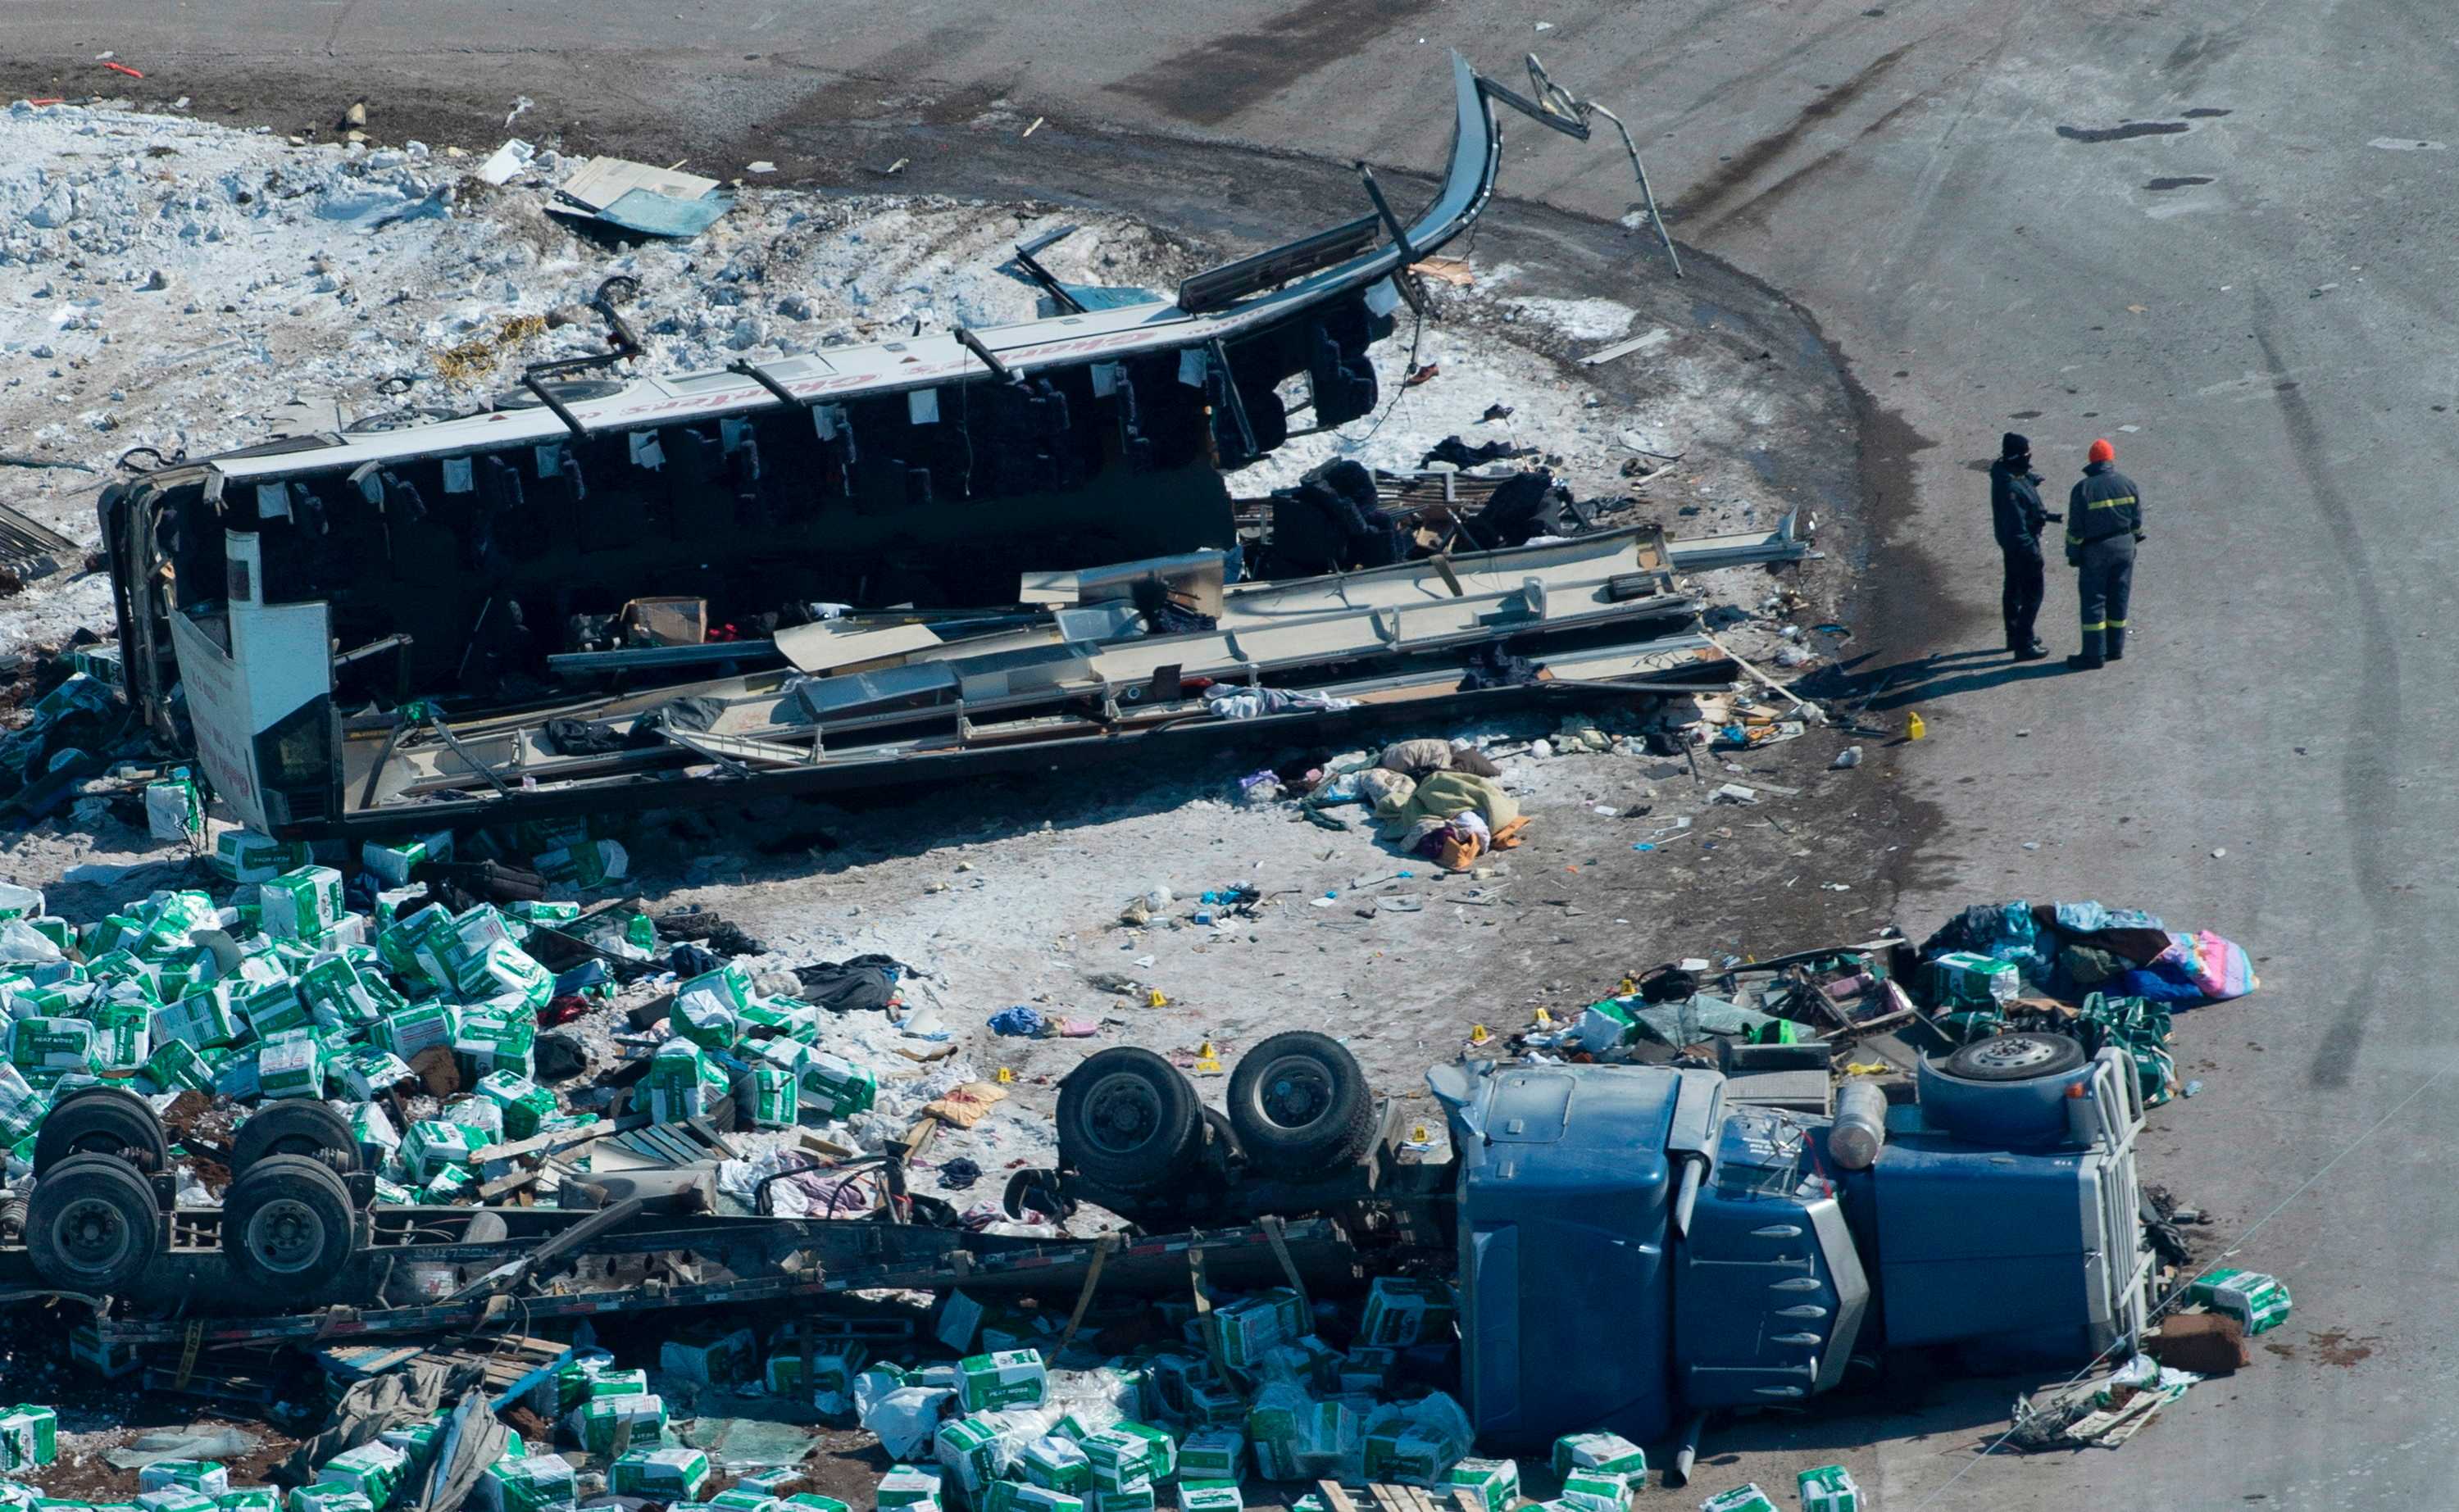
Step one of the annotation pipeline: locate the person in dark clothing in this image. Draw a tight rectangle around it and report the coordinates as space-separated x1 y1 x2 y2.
2064 438 2145 670
1989 432 2059 660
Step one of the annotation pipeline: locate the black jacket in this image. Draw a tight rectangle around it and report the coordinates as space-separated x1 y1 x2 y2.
1989 458 2049 555
2066 461 2143 549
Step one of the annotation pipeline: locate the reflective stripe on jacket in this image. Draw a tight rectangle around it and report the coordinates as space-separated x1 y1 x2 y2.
2066 461 2143 547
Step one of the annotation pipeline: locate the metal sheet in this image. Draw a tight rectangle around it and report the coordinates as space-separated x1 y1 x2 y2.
775 620 962 675
1018 549 1229 611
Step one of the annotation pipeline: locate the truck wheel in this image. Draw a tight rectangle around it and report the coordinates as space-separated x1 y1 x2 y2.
231 1100 361 1178
1227 1030 1373 1176
33 1085 170 1177
26 1152 161 1292
1057 1047 1200 1192
1942 1033 2086 1082
222 1155 357 1294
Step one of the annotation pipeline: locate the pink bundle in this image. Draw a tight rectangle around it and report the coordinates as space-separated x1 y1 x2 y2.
2171 929 2258 1001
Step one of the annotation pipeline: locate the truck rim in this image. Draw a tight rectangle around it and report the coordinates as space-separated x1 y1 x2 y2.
1082 1071 1163 1154
54 1195 136 1276
1254 1053 1332 1128
245 1197 330 1274
1964 1036 2060 1073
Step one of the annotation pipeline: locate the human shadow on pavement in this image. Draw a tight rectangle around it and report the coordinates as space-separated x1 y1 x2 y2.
1804 647 2072 716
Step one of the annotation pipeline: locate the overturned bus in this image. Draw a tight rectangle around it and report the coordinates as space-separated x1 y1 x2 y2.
101 55 1710 837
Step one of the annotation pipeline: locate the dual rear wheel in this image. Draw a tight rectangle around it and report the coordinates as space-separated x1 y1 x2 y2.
22 1088 360 1295
1056 1030 1375 1189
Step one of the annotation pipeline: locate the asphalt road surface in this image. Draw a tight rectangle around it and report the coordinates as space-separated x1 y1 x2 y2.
7 3 2451 1507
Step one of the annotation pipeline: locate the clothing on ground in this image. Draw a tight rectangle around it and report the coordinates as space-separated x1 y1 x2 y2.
793 954 905 1013
1375 769 1520 841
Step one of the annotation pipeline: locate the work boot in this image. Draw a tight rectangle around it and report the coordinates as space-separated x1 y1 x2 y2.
2066 653 2102 671
2107 627 2127 661
2013 639 2051 662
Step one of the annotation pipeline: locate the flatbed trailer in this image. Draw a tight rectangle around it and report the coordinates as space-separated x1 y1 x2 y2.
0 1199 1389 1348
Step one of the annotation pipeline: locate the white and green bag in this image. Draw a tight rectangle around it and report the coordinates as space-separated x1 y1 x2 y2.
959 1350 1050 1412
609 1447 709 1500
1797 1465 1861 1512
261 866 346 942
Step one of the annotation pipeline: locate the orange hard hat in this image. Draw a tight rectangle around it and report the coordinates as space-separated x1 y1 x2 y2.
2089 438 2116 464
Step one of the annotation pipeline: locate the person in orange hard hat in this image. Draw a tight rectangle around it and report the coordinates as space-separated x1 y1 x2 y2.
2063 438 2144 670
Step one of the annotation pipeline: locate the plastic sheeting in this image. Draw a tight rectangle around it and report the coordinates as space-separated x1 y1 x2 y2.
681 1416 820 1472
1631 994 1775 1047
279 1359 467 1485
2052 901 2165 936
409 1392 511 1512
104 1427 262 1472
856 1373 955 1461
1919 901 2053 985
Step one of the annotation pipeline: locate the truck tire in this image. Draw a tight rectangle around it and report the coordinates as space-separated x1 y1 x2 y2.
1057 1047 1201 1192
231 1100 361 1178
1942 1033 2086 1083
26 1152 161 1292
1920 1032 2097 1147
33 1085 170 1177
1227 1030 1374 1176
222 1155 357 1295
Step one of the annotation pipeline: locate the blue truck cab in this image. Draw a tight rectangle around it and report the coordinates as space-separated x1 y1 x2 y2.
1433 1035 2152 1447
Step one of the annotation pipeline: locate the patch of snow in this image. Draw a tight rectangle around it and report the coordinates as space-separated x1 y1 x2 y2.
1502 296 1636 341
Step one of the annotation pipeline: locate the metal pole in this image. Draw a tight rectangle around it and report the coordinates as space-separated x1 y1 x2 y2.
1589 103 1684 279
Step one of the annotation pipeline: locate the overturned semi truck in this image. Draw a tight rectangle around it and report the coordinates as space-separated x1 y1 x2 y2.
99 54 1697 837
4 1027 2148 1473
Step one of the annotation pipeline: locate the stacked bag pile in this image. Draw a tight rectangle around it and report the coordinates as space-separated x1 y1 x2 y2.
811 1275 1514 1512
0 848 875 1199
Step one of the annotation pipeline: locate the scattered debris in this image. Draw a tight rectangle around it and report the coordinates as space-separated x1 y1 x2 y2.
474 138 535 185
1579 327 1672 366
548 156 732 238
